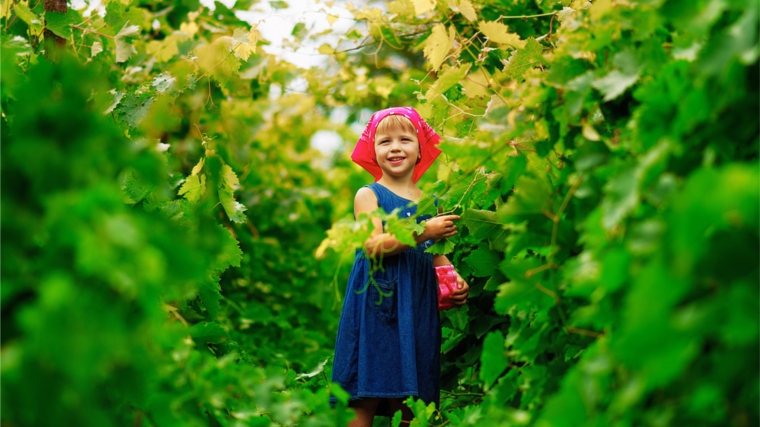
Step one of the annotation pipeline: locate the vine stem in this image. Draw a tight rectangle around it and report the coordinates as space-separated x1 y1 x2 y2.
540 174 602 338
70 24 114 39
548 174 583 267
498 12 557 20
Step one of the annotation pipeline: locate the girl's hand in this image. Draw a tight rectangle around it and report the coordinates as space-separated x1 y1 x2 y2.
422 215 460 241
450 272 469 308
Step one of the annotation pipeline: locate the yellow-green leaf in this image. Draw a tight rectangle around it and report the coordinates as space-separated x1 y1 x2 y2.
178 174 206 203
447 0 476 21
423 24 453 71
146 33 186 62
582 122 601 141
460 70 490 98
191 157 205 175
219 188 247 223
13 2 42 34
318 44 335 55
425 63 470 101
219 164 239 191
412 0 435 15
115 23 140 63
478 20 526 49
231 27 259 61
91 41 103 58
326 13 338 25
195 37 241 80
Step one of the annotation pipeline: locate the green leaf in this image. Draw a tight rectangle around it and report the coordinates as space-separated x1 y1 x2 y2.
213 224 243 271
391 410 403 427
121 170 151 204
425 237 455 254
151 72 177 94
291 22 307 39
425 63 470 101
461 209 507 241
463 245 500 277
592 70 641 101
45 9 81 39
295 358 329 380
601 164 637 230
198 276 222 319
503 38 543 81
219 188 247 223
497 173 552 219
496 257 553 314
480 331 507 388
190 322 228 344
118 93 154 127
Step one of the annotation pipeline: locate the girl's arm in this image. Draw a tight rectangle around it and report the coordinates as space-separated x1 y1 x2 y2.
355 187 459 258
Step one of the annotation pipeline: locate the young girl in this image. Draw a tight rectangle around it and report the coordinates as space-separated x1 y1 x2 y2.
331 107 470 426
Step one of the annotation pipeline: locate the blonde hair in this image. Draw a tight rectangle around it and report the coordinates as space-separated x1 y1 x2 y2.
375 115 417 139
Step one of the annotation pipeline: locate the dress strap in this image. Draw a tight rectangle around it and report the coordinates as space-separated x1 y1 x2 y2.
366 183 392 211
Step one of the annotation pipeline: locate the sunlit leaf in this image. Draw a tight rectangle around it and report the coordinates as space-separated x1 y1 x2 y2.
423 24 453 71
479 20 526 49
412 0 435 15
178 174 206 202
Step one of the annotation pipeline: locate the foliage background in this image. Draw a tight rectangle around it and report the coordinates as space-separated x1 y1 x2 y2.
1 0 758 426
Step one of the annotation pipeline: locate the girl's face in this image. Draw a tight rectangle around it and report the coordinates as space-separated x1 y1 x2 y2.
374 120 420 180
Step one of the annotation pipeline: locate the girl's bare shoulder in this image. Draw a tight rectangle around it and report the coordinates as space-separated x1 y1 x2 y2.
355 186 377 204
354 186 378 214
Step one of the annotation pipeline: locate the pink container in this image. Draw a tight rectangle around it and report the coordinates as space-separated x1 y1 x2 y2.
435 264 458 311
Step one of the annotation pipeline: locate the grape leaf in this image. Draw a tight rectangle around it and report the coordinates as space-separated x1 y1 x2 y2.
503 38 543 81
230 27 259 61
219 188 247 223
295 358 329 380
190 322 228 344
45 8 81 38
219 164 240 191
12 3 42 34
479 21 526 49
213 224 243 270
115 23 140 63
178 174 206 203
423 24 453 71
151 72 176 94
425 63 470 101
198 276 222 319
460 209 507 242
463 245 500 277
592 70 641 101
412 0 435 15
457 0 477 22
425 238 455 255
480 331 507 388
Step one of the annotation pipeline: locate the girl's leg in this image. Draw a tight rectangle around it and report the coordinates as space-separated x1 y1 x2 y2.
349 398 381 427
387 399 414 426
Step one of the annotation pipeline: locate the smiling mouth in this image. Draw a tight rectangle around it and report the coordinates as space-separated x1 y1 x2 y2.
388 157 406 162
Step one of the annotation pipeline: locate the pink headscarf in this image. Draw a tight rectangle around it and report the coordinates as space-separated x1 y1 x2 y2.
351 107 442 183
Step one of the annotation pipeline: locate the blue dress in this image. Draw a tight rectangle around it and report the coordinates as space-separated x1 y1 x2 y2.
331 183 441 414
